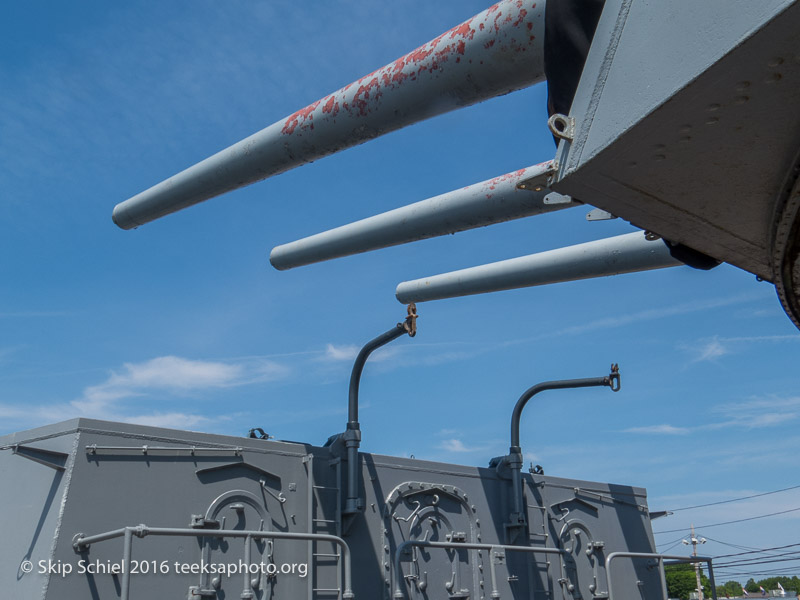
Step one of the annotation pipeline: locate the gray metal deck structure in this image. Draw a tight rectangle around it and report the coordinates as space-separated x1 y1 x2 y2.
2 418 675 600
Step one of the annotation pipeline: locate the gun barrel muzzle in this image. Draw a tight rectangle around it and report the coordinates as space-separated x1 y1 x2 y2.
395 231 684 303
113 0 546 230
270 162 574 270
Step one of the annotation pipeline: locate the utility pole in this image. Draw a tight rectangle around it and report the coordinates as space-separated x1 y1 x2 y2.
682 524 707 600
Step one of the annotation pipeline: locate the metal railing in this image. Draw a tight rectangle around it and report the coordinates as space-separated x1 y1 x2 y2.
73 524 355 599
605 551 717 600
392 539 566 600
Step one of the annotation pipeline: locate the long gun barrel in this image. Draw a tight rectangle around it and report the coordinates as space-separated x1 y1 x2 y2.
112 0 546 230
395 231 684 303
269 162 575 270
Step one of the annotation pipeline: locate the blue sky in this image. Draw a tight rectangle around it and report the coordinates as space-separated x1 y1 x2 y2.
2 1 798 585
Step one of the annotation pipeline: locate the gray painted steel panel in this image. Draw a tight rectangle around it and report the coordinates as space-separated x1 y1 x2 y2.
552 0 800 280
2 419 661 599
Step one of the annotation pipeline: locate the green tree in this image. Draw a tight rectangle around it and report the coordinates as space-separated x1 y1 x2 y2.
665 564 711 600
717 580 744 598
744 578 757 594
753 575 800 595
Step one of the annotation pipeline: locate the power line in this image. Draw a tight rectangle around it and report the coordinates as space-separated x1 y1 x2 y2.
659 540 685 554
666 484 800 512
704 535 784 553
717 550 800 562
710 541 800 560
714 554 800 569
713 566 800 578
653 506 800 534
657 534 690 549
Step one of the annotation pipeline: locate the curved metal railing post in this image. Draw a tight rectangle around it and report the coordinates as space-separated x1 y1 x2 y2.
342 306 417 522
505 366 620 533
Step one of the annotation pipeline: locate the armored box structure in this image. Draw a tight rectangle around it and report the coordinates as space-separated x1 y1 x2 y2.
2 418 664 599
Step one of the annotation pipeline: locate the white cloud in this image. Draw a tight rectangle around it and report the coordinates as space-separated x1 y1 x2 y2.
0 355 290 431
0 397 214 431
436 437 498 454
118 412 214 430
682 333 799 363
78 356 244 406
74 355 287 410
322 344 360 362
707 395 800 430
555 294 762 337
623 424 690 435
622 396 800 437
523 452 542 464
438 438 473 453
694 338 729 362
319 342 406 365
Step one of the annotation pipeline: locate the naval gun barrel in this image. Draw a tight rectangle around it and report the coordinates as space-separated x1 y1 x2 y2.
270 162 576 270
396 231 684 303
112 0 546 230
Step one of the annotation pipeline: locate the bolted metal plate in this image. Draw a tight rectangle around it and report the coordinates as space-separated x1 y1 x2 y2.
552 0 800 282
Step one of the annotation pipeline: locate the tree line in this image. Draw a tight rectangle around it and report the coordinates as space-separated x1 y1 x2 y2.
666 564 800 599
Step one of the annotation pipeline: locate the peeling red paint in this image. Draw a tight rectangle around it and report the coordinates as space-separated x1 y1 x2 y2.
352 76 384 117
322 95 341 118
493 11 504 33
449 21 475 41
277 0 543 137
485 168 528 191
282 99 321 135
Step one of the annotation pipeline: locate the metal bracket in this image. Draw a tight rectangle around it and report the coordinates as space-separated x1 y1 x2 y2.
445 531 467 543
259 479 286 504
552 495 600 516
586 208 617 221
247 428 269 440
188 585 218 597
544 192 573 205
195 461 280 481
403 303 418 337
548 113 575 141
11 444 68 471
190 515 221 529
516 161 558 192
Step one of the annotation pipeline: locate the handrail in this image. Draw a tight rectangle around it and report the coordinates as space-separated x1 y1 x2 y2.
392 539 565 600
605 551 717 600
73 525 355 599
